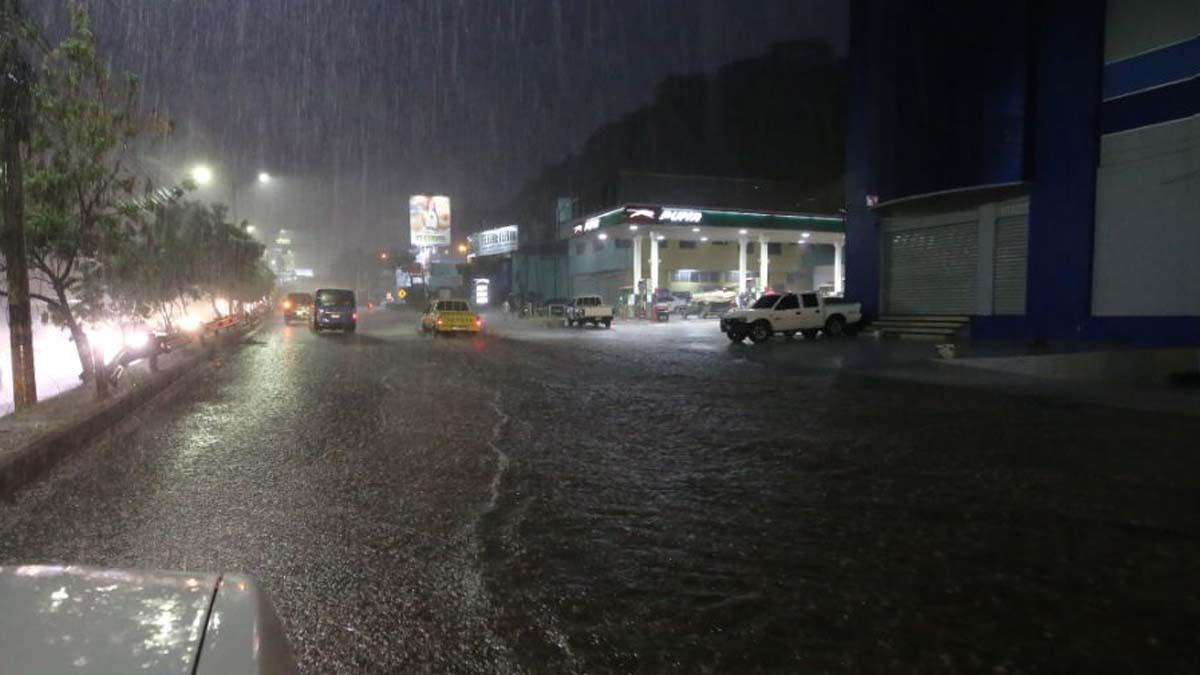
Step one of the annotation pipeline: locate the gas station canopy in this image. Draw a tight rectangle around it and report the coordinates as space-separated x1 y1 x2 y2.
561 204 844 243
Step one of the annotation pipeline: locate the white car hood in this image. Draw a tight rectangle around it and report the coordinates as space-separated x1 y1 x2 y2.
722 308 763 320
0 565 218 675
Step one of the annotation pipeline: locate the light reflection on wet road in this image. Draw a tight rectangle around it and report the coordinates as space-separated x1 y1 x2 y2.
1 312 1198 673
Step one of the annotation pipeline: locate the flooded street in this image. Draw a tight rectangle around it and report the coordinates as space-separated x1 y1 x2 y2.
1 312 1198 673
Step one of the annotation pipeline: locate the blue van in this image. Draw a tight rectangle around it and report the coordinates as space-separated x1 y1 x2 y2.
311 288 357 333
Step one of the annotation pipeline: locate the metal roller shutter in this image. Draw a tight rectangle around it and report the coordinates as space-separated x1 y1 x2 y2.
572 270 625 305
993 214 1028 314
885 221 978 314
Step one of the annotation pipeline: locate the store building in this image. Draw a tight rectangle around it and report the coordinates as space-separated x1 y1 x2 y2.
846 0 1199 344
466 224 571 306
563 204 845 306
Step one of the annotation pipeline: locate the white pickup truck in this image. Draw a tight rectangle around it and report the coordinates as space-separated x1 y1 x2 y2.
565 295 614 328
720 292 862 343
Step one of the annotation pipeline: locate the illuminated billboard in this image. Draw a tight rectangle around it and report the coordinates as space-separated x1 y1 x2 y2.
409 195 452 246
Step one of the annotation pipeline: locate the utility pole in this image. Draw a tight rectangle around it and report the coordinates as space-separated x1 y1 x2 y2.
0 4 37 409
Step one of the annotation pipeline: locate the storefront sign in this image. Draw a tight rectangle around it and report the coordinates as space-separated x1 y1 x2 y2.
659 208 703 223
624 206 704 224
475 225 519 256
573 217 601 235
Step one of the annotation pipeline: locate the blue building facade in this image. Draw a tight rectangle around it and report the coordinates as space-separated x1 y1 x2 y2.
846 0 1199 344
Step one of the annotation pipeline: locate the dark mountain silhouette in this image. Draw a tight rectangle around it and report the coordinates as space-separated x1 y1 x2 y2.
488 39 845 249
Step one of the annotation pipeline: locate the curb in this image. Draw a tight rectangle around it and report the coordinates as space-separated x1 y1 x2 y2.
0 321 258 501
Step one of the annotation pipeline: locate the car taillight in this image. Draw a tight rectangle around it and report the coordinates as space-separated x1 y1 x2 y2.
436 318 444 325
352 312 359 321
475 317 483 326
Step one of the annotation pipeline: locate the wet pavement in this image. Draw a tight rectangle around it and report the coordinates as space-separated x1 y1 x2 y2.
1 311 1198 673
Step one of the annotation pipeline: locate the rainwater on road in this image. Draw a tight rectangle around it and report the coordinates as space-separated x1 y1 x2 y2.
1 312 1197 673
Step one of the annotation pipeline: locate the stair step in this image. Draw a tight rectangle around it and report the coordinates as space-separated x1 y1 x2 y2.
872 320 967 330
875 327 959 335
878 314 971 323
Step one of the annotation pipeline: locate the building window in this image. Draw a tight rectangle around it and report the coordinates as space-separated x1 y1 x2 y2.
593 240 605 253
670 269 721 283
726 271 756 283
615 238 632 249
768 242 782 255
575 242 585 255
678 241 697 250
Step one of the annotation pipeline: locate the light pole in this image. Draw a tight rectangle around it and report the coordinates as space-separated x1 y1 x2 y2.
189 164 272 225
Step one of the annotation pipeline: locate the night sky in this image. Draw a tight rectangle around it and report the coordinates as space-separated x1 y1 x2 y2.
29 0 845 258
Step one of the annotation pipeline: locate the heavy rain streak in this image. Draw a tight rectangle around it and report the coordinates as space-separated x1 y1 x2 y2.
2 1 1199 675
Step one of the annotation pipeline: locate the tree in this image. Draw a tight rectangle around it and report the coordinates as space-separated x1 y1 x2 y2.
0 0 40 407
21 1 161 379
103 199 271 327
194 206 269 316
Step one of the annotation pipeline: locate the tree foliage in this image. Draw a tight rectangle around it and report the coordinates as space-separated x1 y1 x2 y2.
19 1 155 375
105 199 272 327
0 1 273 379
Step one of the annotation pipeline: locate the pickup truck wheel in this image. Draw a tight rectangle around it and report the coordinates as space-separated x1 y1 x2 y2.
602 318 612 328
589 318 598 327
748 321 773 344
824 315 847 338
801 329 819 340
726 330 745 343
782 330 796 339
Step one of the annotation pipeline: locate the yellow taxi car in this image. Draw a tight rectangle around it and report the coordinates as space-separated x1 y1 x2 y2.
420 299 484 336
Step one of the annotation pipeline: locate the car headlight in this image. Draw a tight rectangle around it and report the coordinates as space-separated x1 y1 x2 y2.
124 329 151 350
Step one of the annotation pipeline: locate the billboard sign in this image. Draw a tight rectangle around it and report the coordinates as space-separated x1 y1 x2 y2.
409 195 452 246
474 225 519 256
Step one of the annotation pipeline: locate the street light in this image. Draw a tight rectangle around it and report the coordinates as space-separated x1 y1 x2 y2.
257 171 272 184
190 164 213 186
380 252 388 260
456 243 468 254
244 224 256 234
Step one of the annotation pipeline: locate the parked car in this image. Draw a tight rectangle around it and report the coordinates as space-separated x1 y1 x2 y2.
720 292 862 343
686 288 738 318
565 295 614 328
0 564 299 675
543 298 571 317
653 293 688 315
311 288 357 333
420 299 484 335
281 292 313 324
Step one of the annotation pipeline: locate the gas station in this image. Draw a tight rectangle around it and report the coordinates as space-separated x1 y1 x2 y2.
562 204 846 312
